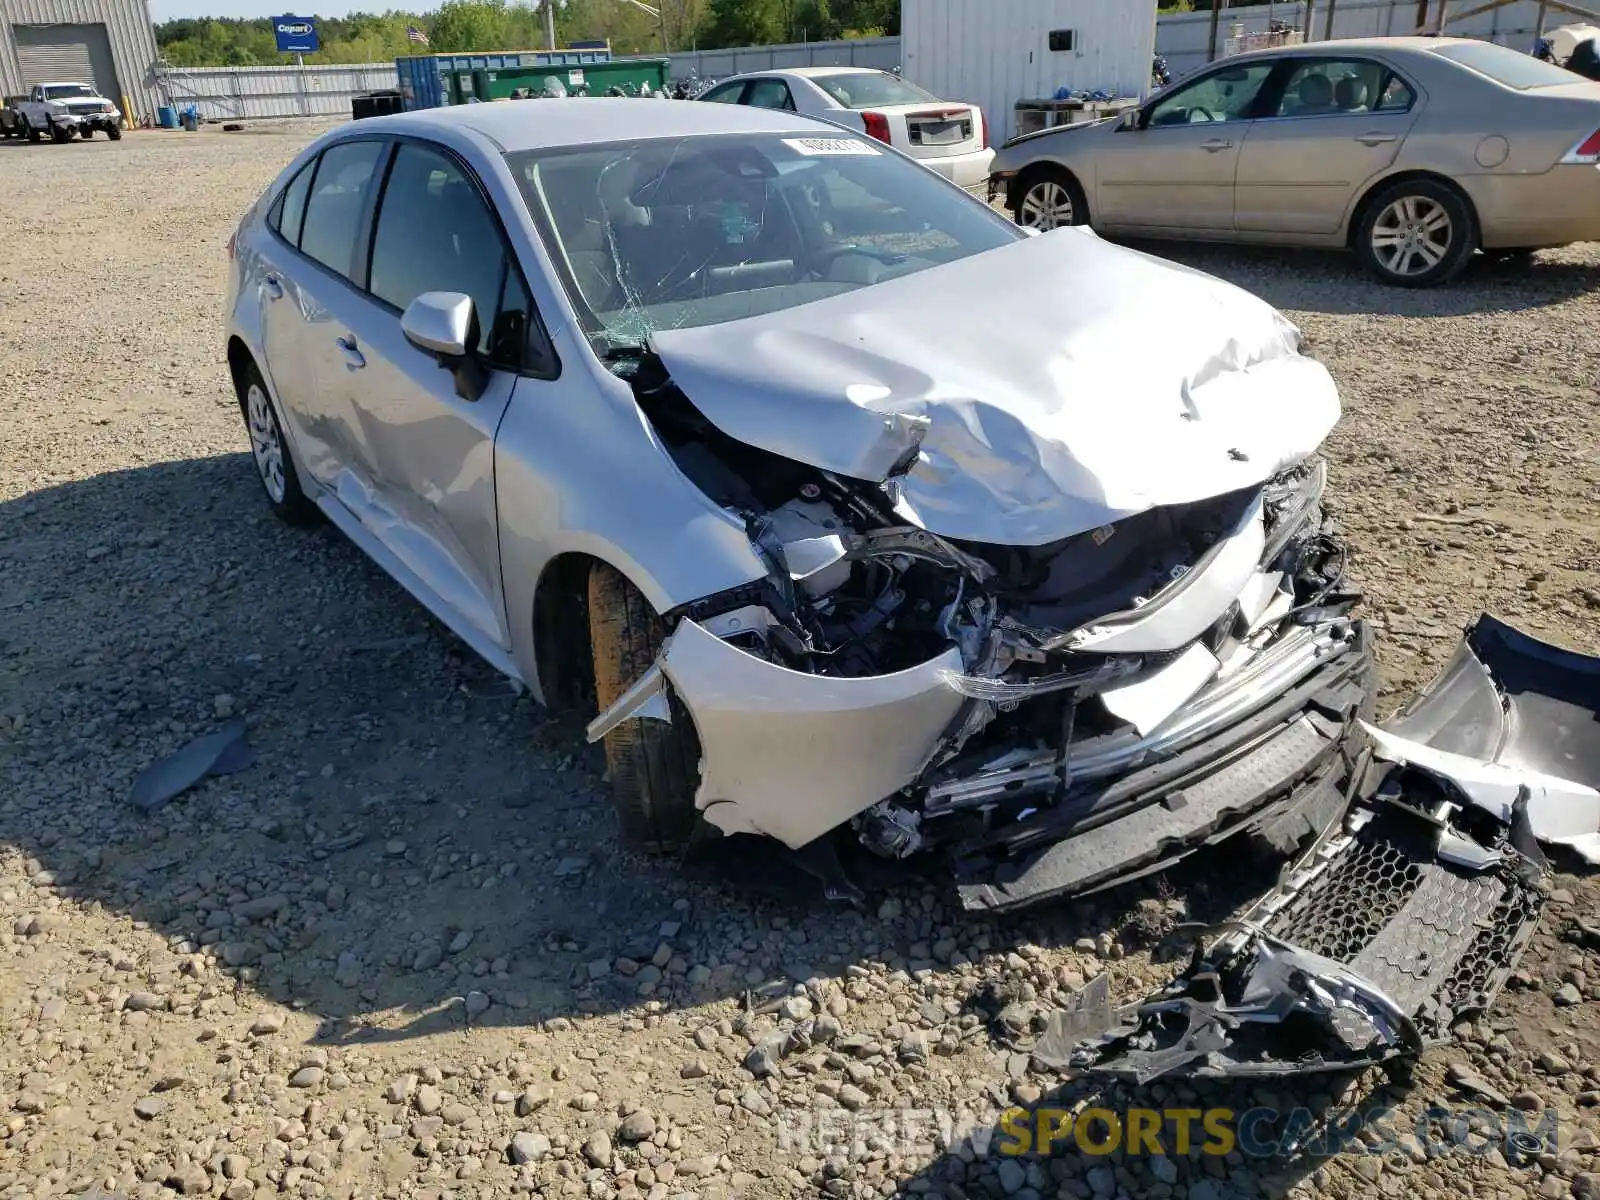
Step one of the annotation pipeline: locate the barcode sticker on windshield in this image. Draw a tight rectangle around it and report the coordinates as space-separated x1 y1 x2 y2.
782 137 881 156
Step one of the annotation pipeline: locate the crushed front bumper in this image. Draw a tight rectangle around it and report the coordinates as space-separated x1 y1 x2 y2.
951 619 1375 911
1042 613 1599 1084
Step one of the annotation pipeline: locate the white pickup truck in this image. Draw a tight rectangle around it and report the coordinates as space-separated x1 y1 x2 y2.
17 81 123 142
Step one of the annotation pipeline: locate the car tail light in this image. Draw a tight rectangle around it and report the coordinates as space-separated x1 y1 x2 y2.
1560 127 1600 164
861 111 891 144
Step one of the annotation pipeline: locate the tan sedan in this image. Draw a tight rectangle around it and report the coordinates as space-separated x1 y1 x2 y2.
989 37 1600 286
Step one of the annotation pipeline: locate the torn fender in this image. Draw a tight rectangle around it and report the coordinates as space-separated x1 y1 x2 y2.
610 619 969 849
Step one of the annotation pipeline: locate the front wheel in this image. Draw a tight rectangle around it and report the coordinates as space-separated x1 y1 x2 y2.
27 121 41 143
49 121 70 143
106 124 122 141
79 127 93 139
587 562 701 853
1011 166 1088 232
1355 179 1475 287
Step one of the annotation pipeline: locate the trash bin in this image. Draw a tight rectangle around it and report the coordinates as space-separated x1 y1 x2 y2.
181 105 198 131
158 105 177 128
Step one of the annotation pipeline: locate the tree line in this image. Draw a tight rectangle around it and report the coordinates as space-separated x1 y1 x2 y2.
156 0 901 67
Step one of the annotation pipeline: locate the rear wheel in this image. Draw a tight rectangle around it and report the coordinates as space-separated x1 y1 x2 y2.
1355 178 1475 287
1011 165 1088 232
587 562 701 852
27 120 41 143
237 363 316 524
79 127 93 139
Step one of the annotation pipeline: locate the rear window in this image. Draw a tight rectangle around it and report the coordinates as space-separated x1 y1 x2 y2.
1431 40 1587 89
812 71 940 109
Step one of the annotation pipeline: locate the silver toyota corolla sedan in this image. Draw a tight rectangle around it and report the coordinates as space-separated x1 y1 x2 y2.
989 37 1600 287
226 99 1375 911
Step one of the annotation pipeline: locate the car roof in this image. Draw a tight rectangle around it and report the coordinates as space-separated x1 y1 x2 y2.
350 96 832 153
1223 34 1488 62
724 65 887 81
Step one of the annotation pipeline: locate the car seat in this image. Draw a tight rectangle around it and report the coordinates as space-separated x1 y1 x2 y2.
1334 76 1370 112
1289 73 1336 116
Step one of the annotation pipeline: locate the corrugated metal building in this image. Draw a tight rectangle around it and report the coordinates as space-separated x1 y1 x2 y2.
903 0 1157 144
0 0 161 119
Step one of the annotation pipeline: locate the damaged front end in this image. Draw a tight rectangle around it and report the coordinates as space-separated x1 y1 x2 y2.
589 345 1373 911
1052 615 1600 1082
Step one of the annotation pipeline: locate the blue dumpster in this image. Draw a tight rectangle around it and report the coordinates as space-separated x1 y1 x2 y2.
158 105 177 128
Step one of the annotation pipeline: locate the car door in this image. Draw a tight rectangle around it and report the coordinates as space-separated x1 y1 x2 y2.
329 138 555 655
1093 60 1277 232
258 139 387 492
1234 57 1423 235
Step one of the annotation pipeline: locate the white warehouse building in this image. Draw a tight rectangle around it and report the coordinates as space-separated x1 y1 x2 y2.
1 0 162 121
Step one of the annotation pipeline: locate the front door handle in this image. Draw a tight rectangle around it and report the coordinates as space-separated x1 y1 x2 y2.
263 274 283 300
1200 138 1233 152
1356 132 1399 145
336 335 366 370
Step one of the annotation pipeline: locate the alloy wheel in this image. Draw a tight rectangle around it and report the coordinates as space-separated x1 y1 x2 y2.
1370 195 1453 278
245 383 286 503
1019 180 1074 230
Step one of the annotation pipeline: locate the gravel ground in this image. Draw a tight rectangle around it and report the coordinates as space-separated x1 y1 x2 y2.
2 122 1600 1200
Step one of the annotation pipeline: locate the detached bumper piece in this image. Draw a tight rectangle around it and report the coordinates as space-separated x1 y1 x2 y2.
1051 614 1600 1083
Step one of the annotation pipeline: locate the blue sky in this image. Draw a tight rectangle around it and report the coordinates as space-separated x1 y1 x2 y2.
148 0 410 20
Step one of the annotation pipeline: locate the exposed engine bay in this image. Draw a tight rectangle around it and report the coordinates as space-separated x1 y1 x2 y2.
591 352 1368 906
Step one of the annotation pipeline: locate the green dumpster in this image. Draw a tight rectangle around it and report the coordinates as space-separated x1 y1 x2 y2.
467 56 671 101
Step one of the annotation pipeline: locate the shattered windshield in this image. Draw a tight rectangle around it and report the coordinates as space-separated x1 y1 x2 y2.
506 133 1020 352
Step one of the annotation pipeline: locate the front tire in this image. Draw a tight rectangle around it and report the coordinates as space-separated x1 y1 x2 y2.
1011 165 1088 232
106 124 122 141
587 562 701 853
49 120 70 143
27 121 41 143
79 127 93 139
237 363 316 524
1356 179 1475 287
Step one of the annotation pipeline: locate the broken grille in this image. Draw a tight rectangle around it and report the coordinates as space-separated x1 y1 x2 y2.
1261 822 1544 1039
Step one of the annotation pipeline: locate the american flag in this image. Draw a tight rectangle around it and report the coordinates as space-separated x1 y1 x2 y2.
406 25 429 44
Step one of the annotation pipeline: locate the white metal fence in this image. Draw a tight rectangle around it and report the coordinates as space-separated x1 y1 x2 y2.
1157 0 1561 81
157 5 1575 123
157 63 400 121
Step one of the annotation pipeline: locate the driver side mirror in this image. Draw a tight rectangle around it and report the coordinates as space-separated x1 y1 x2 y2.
401 291 487 402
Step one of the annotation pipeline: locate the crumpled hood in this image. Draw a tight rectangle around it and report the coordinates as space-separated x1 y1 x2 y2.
649 228 1341 547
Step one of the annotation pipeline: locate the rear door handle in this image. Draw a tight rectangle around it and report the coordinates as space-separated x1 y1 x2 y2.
1200 138 1233 152
1356 132 1399 145
336 335 366 370
263 274 283 300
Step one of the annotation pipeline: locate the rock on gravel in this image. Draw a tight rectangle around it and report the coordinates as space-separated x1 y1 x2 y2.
1 118 1599 1200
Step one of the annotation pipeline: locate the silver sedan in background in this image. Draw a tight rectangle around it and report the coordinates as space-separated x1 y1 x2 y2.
989 37 1600 286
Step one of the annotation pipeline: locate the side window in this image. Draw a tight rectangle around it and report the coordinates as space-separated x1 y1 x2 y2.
1147 62 1275 126
1273 59 1397 117
698 81 746 104
744 78 795 111
368 142 526 369
298 140 385 280
1375 73 1416 112
269 160 315 248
